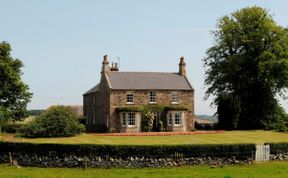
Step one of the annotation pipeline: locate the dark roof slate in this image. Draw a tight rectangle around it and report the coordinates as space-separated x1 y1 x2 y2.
84 84 99 95
107 72 193 90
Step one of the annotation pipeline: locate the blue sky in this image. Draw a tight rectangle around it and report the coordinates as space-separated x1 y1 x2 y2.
1 0 288 114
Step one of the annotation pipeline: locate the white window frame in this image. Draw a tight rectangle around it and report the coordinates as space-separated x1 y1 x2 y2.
174 112 181 126
168 113 172 126
172 92 179 104
126 92 134 104
149 91 156 103
127 112 136 127
121 113 126 127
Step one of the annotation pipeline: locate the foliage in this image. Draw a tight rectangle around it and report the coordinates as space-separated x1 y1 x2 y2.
195 122 216 130
164 105 189 111
203 6 288 130
115 106 144 112
1 123 25 133
263 105 288 132
266 142 288 154
0 41 32 123
216 95 241 130
141 105 165 132
20 106 85 138
144 111 155 131
0 141 255 158
28 110 45 116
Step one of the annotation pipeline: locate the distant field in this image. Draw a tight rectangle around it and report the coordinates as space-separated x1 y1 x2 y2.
1 130 288 145
1 161 288 178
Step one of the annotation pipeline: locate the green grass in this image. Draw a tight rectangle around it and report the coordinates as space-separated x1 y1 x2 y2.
1 161 288 178
1 130 288 145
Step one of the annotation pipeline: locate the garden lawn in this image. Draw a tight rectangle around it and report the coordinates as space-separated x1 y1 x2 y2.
1 130 288 145
1 161 288 178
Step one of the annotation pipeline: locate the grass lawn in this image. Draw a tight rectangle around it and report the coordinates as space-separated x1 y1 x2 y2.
1 130 288 145
0 161 288 178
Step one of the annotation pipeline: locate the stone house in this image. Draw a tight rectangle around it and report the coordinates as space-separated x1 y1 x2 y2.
83 55 195 133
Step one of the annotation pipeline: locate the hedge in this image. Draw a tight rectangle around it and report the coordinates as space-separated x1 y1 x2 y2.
0 123 25 133
0 141 255 158
265 142 288 154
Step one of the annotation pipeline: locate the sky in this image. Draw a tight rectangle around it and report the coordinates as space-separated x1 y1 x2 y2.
1 0 288 115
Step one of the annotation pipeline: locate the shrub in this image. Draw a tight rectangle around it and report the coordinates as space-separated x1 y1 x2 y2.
1 123 25 133
265 142 288 154
0 141 255 159
20 106 85 137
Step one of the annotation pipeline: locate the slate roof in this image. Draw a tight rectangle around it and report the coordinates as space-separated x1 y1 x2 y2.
84 84 99 95
108 72 193 90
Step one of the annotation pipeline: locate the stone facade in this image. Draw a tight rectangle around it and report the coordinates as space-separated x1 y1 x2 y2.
83 55 195 133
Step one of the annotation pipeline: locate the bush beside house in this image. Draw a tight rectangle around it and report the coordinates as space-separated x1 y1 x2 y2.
20 106 85 138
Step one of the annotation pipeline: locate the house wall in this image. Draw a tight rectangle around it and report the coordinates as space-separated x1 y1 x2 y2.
109 90 195 132
83 75 110 132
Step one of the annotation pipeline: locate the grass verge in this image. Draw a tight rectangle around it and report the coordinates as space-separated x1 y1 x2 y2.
1 130 288 145
0 161 288 178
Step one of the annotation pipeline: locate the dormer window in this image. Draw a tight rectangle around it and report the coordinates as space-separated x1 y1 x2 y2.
126 92 134 104
149 91 156 103
172 92 179 104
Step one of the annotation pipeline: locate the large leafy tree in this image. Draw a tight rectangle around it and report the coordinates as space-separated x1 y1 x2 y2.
204 7 288 129
0 41 32 125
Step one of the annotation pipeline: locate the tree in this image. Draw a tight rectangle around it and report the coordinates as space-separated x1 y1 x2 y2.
216 95 241 130
0 41 32 125
21 105 85 137
204 6 288 129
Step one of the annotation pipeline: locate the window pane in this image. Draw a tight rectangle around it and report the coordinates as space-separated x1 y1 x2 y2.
127 93 134 103
128 113 136 126
172 92 179 103
149 91 156 103
168 113 172 125
175 112 181 125
122 113 126 126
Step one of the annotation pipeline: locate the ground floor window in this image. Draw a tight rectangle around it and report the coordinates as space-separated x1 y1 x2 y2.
167 111 184 127
174 112 181 125
122 113 126 126
168 113 172 126
121 112 137 127
128 113 136 126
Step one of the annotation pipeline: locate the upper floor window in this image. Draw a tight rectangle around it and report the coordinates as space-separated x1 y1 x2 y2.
149 91 156 103
126 92 134 104
172 92 179 104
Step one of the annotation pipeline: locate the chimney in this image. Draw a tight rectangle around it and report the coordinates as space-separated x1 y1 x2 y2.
179 56 186 76
110 62 119 71
101 55 110 74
